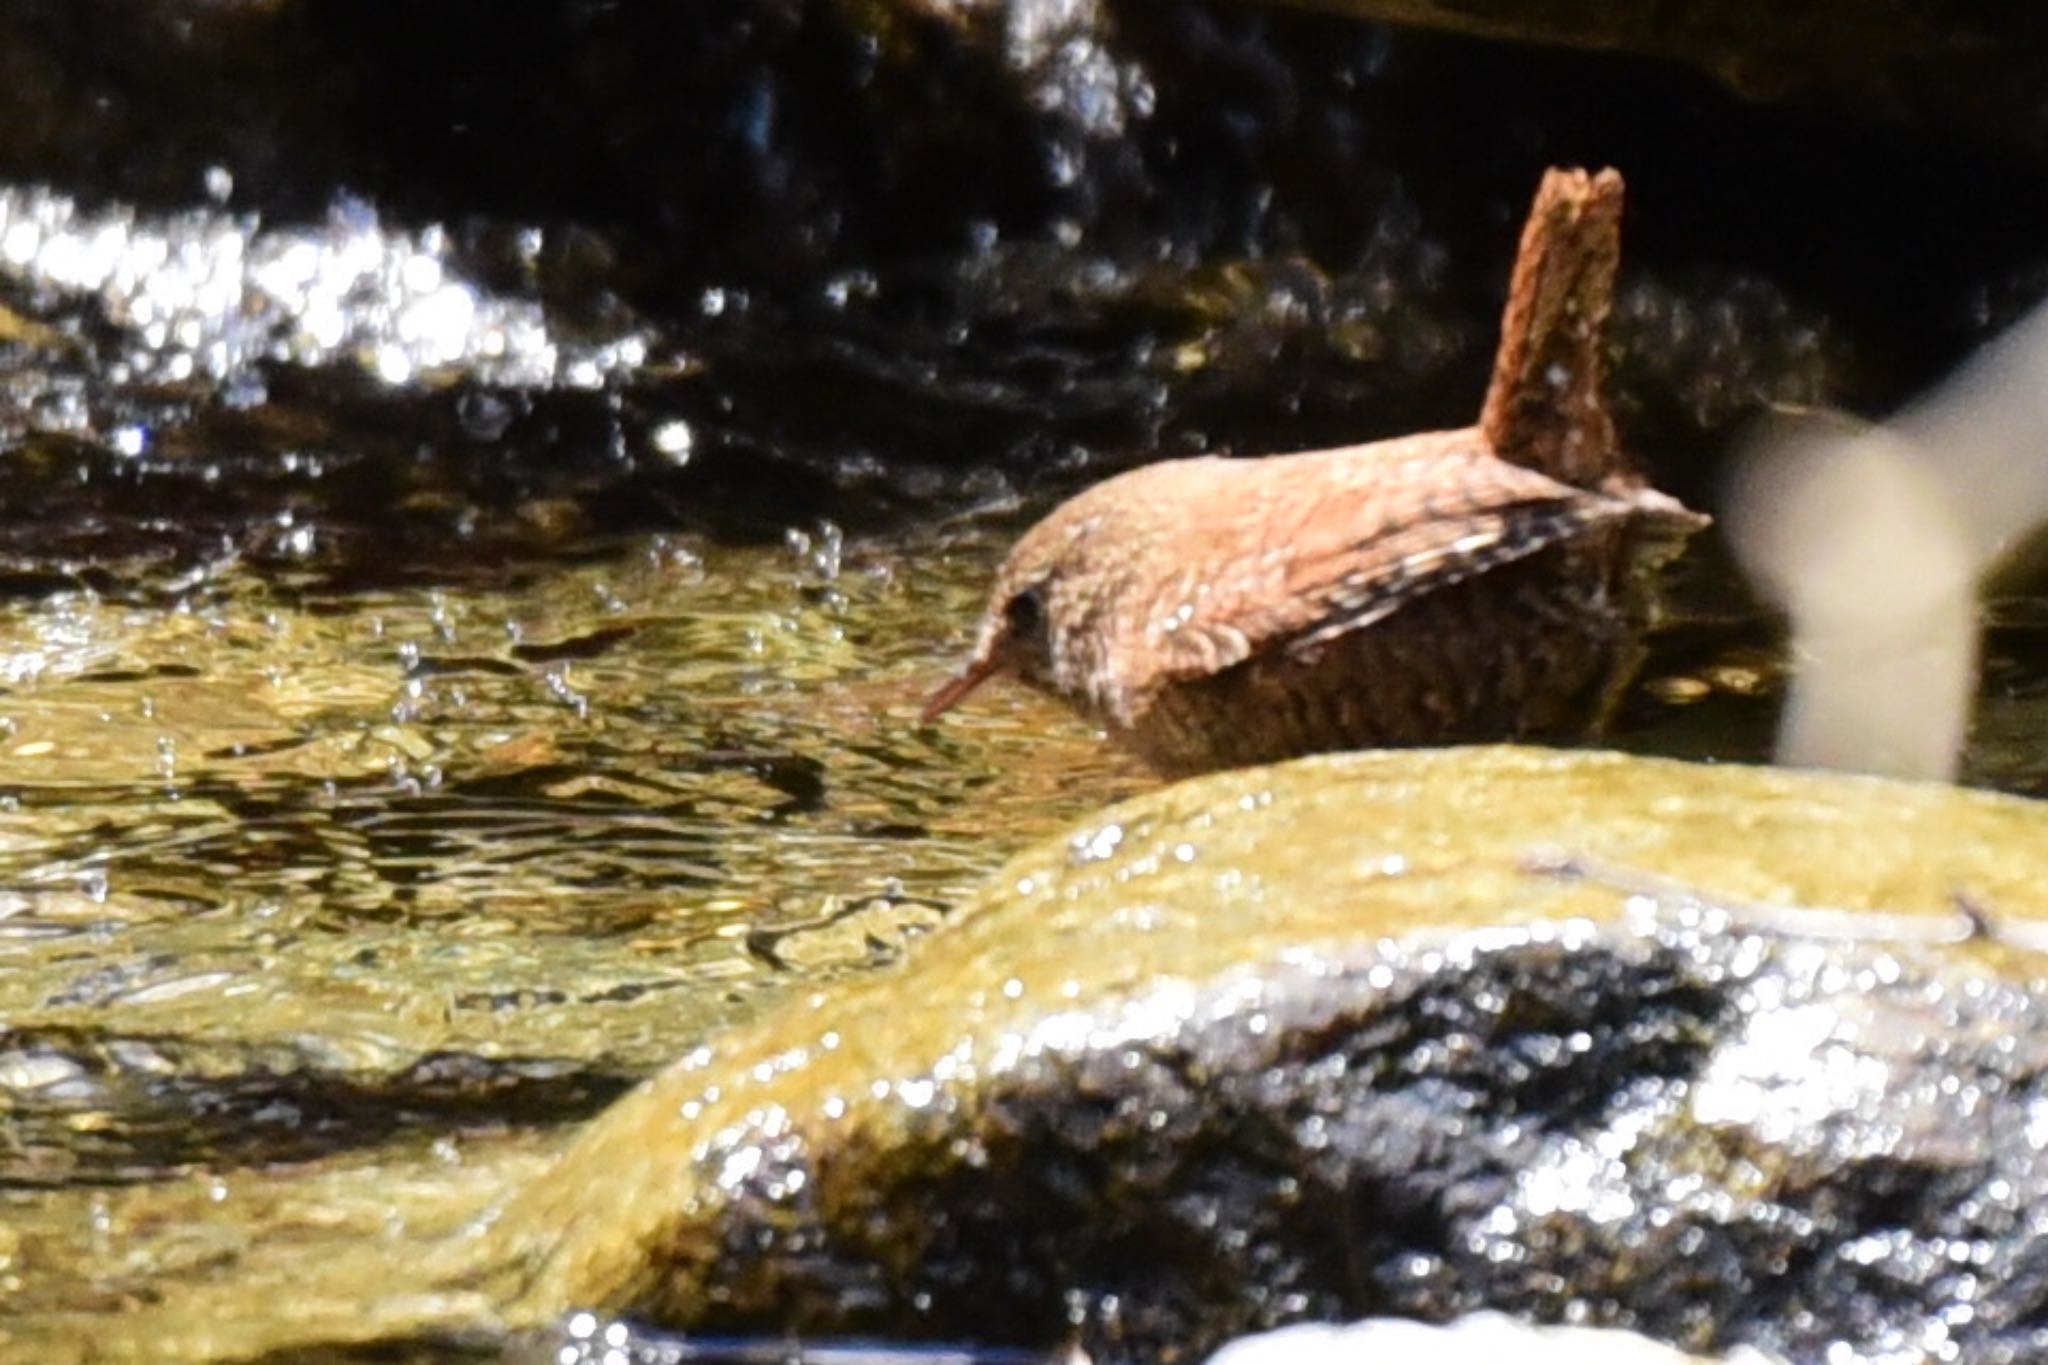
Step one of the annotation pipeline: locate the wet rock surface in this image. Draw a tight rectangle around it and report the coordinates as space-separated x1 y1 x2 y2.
443 749 2048 1365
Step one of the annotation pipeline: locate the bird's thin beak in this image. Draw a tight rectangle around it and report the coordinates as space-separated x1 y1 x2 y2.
920 653 1002 725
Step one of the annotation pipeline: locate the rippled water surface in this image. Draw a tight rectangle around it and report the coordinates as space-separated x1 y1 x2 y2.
0 525 1151 1127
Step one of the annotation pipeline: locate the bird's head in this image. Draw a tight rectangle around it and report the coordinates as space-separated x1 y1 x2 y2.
921 503 1125 724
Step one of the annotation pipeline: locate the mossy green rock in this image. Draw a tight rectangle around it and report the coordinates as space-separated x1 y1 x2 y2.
460 747 2048 1362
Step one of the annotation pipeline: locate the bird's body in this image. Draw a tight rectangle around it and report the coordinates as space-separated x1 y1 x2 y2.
923 168 1709 775
927 429 1701 775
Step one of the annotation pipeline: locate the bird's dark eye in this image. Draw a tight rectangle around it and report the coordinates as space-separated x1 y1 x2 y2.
1004 584 1046 639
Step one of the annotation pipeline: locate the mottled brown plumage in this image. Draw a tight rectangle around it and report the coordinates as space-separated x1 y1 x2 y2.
925 168 1707 775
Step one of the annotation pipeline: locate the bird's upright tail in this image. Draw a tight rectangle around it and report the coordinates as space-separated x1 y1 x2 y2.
1479 167 1627 490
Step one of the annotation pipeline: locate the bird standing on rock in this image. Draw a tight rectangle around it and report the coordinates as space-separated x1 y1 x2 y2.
923 169 1708 776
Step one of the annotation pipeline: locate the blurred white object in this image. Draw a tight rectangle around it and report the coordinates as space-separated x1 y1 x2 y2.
1895 300 2048 561
1202 1313 1779 1365
1728 414 1977 780
1727 300 2048 781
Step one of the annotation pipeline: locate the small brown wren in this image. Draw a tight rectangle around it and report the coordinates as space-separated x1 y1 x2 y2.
924 169 1707 776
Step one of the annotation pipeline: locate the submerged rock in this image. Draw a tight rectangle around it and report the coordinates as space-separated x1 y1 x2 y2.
455 747 2048 1364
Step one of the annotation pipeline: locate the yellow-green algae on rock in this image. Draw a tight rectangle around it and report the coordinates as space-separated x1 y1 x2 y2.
469 746 2048 1329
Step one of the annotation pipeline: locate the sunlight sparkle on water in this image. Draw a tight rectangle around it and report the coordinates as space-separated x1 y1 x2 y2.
0 185 650 391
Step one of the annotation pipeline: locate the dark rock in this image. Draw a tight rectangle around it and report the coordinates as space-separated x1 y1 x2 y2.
1276 0 2048 168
